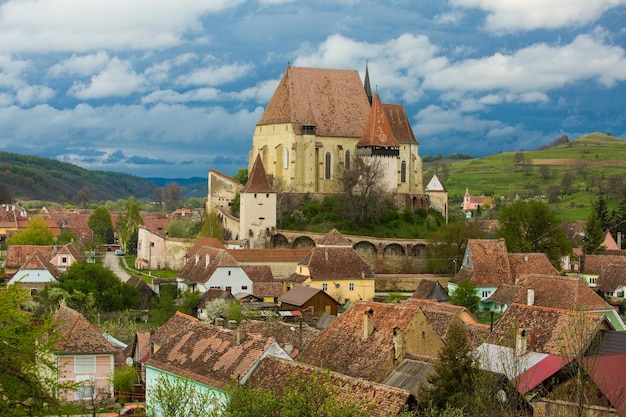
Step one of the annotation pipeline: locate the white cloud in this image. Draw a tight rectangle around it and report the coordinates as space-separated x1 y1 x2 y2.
144 53 199 84
142 87 222 104
48 52 110 77
424 34 626 94
0 0 244 53
451 0 626 32
435 11 464 25
0 55 29 88
176 62 255 87
16 85 55 105
68 58 146 99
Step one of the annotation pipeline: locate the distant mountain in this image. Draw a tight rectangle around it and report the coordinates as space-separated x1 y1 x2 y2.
144 177 207 199
0 151 205 203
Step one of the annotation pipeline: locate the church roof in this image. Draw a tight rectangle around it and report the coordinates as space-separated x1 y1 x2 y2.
241 154 275 194
382 103 418 145
357 92 399 148
257 67 370 138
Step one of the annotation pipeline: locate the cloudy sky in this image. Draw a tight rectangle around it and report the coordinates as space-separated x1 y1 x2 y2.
1 0 625 179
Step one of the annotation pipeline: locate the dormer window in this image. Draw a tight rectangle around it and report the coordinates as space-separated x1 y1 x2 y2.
303 125 316 135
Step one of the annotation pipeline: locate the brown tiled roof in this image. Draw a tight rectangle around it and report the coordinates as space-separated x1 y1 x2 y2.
583 254 626 274
241 154 275 194
123 331 152 363
298 301 425 381
6 245 54 268
54 305 116 354
227 248 310 263
238 319 319 352
600 230 621 250
250 356 413 417
146 312 278 389
177 246 240 284
318 228 352 247
404 298 477 342
411 280 437 299
19 251 60 277
508 253 558 279
199 289 235 306
279 285 324 306
142 219 170 236
188 237 226 255
597 263 626 292
294 246 375 281
489 303 606 356
515 274 611 310
486 284 521 306
357 92 399 148
252 282 283 298
456 239 512 286
257 66 370 138
56 243 86 261
241 265 274 282
383 103 418 145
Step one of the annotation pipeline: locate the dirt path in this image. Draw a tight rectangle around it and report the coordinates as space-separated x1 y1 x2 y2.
102 251 132 282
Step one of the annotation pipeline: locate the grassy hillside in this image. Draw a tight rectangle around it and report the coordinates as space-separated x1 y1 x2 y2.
432 132 626 221
0 152 161 203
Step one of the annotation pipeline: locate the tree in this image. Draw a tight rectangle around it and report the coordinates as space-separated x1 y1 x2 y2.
234 168 249 185
88 206 115 244
117 196 143 253
0 183 13 203
200 209 224 239
426 221 483 274
6 216 55 246
163 182 182 212
148 374 222 417
73 185 93 208
496 200 572 269
56 228 78 245
448 280 480 314
582 207 605 255
419 320 479 412
0 285 73 416
339 156 389 226
167 218 202 238
112 365 139 404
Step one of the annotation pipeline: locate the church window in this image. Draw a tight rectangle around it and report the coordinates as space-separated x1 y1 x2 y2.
345 149 351 170
401 160 407 183
324 150 332 180
283 147 289 169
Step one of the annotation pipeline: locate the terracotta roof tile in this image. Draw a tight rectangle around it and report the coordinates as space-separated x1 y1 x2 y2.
177 246 241 284
241 265 274 282
54 305 116 354
19 251 60 276
456 239 513 286
583 254 626 274
508 253 558 279
241 154 275 194
515 274 611 310
382 103 418 145
357 92 399 148
318 228 352 247
6 245 54 268
227 248 310 263
147 312 279 389
258 67 371 138
250 356 413 417
238 319 319 352
597 263 626 292
293 243 375 282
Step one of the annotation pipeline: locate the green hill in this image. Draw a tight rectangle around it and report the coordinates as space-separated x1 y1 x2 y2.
431 132 626 221
0 152 175 203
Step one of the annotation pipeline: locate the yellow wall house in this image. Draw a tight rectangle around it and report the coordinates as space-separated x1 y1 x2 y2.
287 229 375 304
250 66 423 196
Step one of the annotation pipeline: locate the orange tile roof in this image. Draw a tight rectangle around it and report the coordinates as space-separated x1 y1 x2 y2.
241 154 275 194
54 305 116 354
515 274 611 311
357 92 399 148
257 67 370 138
383 103 419 145
508 253 558 279
227 248 310 263
177 246 240 284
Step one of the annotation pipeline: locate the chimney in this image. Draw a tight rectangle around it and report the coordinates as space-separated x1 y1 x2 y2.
393 327 403 361
363 308 374 341
527 288 535 306
214 317 225 327
235 328 247 345
515 328 528 356
227 320 237 330
195 253 199 265
205 254 210 268
523 254 528 262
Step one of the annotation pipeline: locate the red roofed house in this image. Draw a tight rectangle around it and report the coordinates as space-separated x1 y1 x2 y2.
145 312 291 412
7 251 60 295
279 285 339 317
463 188 494 212
54 305 116 401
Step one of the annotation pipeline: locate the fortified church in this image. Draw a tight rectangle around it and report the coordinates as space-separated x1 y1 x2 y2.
208 65 448 247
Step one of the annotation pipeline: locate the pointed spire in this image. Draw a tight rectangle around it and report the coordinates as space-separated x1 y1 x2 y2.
357 92 399 148
364 62 373 106
241 154 275 193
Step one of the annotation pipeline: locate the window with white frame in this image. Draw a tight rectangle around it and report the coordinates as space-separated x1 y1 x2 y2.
74 355 95 374
284 147 289 169
588 277 597 285
349 283 355 291
322 283 328 291
75 376 96 401
481 290 490 298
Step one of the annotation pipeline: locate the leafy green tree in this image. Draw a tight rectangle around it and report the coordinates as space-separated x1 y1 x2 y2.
200 209 224 239
55 228 78 245
582 207 605 255
231 193 241 218
448 280 480 314
419 321 478 412
167 218 202 238
234 168 249 185
6 216 55 246
426 221 483 274
495 200 572 269
118 196 144 253
0 285 73 416
88 206 115 244
46 261 140 314
148 374 222 417
112 365 139 404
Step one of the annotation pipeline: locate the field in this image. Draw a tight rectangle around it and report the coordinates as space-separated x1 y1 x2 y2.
433 132 626 221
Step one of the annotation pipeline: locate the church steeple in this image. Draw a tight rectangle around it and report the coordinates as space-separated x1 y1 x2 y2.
364 62 373 106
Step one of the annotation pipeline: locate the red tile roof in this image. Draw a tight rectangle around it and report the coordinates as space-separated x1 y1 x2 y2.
357 92 399 148
53 305 116 354
19 251 60 277
383 103 418 145
515 274 611 310
241 154 275 194
177 246 240 284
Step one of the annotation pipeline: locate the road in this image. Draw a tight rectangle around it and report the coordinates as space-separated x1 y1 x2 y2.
102 251 132 282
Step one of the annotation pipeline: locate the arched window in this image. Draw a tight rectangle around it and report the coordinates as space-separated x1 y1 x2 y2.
345 149 351 170
401 160 407 183
283 146 289 169
324 150 332 180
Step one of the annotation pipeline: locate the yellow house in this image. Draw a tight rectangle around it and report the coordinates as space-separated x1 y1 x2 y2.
287 229 375 304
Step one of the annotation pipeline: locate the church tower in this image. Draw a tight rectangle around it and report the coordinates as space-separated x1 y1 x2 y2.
239 154 276 248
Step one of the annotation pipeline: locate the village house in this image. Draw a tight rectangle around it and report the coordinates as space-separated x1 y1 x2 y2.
135 217 195 271
7 251 60 294
0 203 28 244
236 319 319 356
462 187 494 212
144 312 291 411
53 305 116 402
581 253 626 289
287 229 376 304
597 263 626 304
5 243 84 275
449 239 558 312
279 285 339 317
